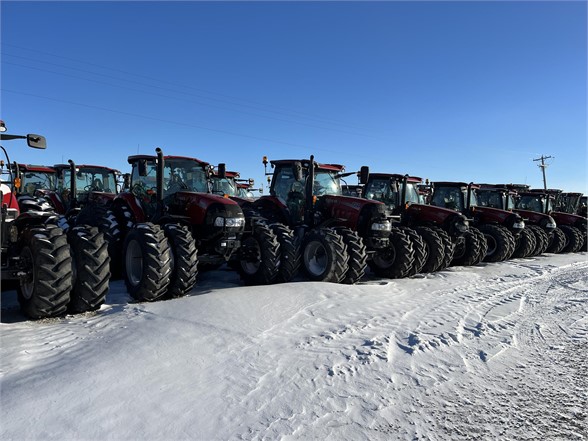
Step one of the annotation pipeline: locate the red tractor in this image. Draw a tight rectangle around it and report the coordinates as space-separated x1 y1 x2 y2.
520 188 587 253
476 184 561 256
252 156 416 283
1 123 74 318
430 182 526 262
8 159 112 313
210 168 299 283
360 173 480 270
100 148 280 301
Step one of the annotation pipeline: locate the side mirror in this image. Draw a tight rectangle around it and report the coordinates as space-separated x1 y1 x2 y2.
217 163 226 179
293 162 303 182
138 160 147 177
359 166 369 185
27 134 46 149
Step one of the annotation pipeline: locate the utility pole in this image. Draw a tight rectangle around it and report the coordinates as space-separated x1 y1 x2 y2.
533 155 553 190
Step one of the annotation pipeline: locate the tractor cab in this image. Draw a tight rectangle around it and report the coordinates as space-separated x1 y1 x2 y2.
12 164 57 197
476 184 518 211
430 182 479 213
52 163 120 213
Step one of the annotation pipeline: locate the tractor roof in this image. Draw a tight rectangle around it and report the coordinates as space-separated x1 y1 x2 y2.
369 173 422 183
53 164 120 174
270 159 344 172
15 163 56 173
433 181 480 189
529 188 562 195
127 154 209 166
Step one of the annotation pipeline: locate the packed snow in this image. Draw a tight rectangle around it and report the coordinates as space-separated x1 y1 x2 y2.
1 253 587 440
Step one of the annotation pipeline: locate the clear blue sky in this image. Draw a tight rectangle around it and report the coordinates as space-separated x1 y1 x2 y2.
1 1 586 193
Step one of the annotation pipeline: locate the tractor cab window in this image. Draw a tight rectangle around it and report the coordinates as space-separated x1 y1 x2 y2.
164 159 208 195
211 177 237 196
271 167 298 201
506 194 516 210
313 170 341 196
21 171 56 195
431 187 464 211
403 182 421 205
516 195 546 213
364 178 398 207
131 161 158 196
63 168 117 202
468 188 479 207
477 191 504 209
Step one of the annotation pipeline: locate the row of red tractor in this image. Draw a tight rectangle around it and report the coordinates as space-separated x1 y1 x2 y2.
1 122 586 320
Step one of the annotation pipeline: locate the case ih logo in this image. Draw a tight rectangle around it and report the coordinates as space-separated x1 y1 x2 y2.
338 200 362 211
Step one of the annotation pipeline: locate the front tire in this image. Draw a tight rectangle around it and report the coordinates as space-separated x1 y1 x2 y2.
17 225 72 319
302 227 348 283
478 224 515 262
122 223 172 302
369 227 415 279
237 223 280 285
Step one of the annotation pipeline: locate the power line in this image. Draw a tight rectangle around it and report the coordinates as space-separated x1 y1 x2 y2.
2 44 381 133
3 60 380 139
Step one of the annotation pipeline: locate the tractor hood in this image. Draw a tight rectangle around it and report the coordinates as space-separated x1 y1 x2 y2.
318 195 390 235
550 211 587 231
167 191 243 225
513 209 556 228
473 206 525 232
405 203 460 224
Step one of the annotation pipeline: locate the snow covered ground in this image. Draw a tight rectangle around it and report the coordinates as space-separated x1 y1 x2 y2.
1 253 587 441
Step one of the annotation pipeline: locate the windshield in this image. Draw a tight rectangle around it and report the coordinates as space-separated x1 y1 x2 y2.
404 182 421 204
430 186 465 211
364 178 398 207
21 171 57 195
516 194 547 213
477 190 504 209
211 177 238 196
64 167 117 195
131 158 208 196
313 170 341 196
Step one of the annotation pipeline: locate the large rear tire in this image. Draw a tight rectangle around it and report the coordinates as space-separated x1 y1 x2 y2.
164 224 198 297
511 228 536 259
302 227 348 283
431 227 454 270
122 223 172 301
269 223 301 283
369 227 415 279
451 229 482 266
414 226 444 273
527 224 549 256
399 227 427 276
237 223 280 285
479 224 515 262
67 226 110 313
336 228 368 284
17 225 72 319
560 225 584 253
545 227 566 254
471 227 487 265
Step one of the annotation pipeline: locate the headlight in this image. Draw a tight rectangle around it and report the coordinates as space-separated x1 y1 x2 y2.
214 216 245 228
371 220 391 231
512 221 525 229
